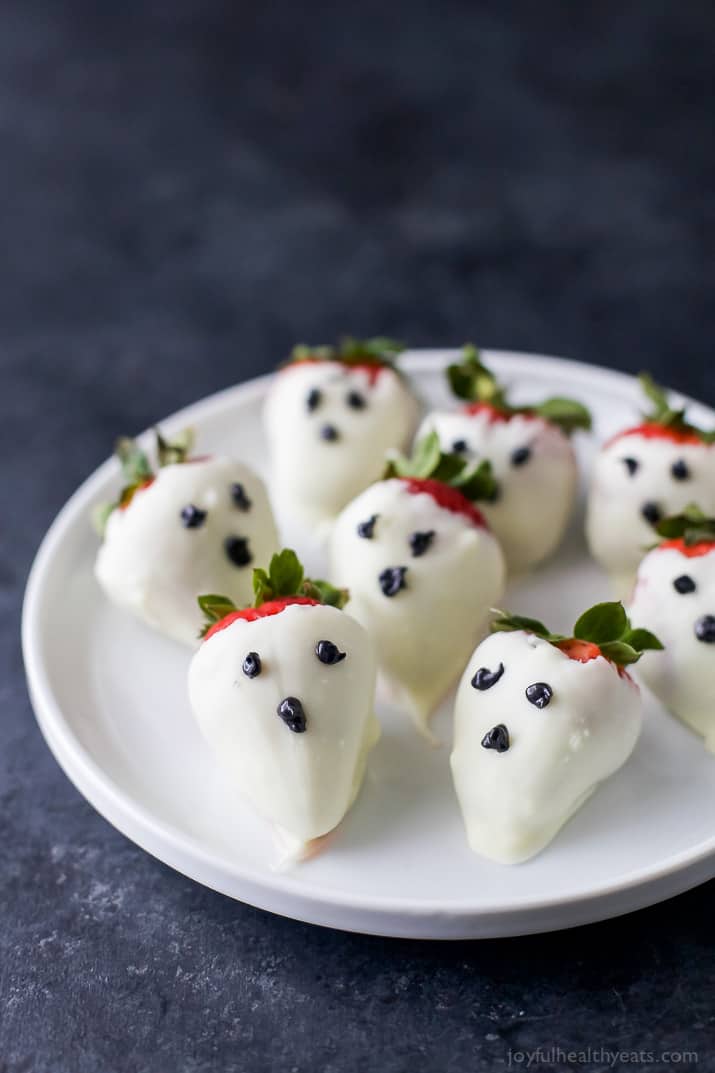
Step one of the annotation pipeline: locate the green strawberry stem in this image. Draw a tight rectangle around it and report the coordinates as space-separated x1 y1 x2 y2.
197 550 349 636
289 336 405 371
654 504 715 546
384 430 498 503
447 344 592 436
92 427 195 537
491 602 663 668
638 373 715 443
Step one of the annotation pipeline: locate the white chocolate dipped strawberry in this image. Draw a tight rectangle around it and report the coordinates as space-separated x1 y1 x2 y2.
263 338 420 531
188 551 380 862
586 374 715 597
94 430 279 646
451 603 661 863
627 506 715 751
330 431 506 737
419 346 591 573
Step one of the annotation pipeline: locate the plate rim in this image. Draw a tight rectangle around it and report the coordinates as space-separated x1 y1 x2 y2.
22 349 715 937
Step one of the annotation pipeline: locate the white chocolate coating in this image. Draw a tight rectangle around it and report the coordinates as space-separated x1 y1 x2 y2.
95 457 279 646
419 410 577 573
627 544 715 751
188 603 380 852
451 631 642 863
264 362 419 527
585 433 715 597
330 479 506 734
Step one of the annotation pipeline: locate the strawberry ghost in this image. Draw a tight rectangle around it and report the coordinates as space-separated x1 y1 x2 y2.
94 430 279 646
263 338 419 531
188 551 379 862
330 432 506 736
451 603 661 863
586 374 715 596
419 346 591 573
627 507 715 752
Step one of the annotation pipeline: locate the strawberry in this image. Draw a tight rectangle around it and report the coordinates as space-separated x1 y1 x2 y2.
586 374 715 596
188 551 379 863
329 431 506 737
93 429 279 646
627 506 715 751
419 345 591 572
263 337 419 532
451 602 661 863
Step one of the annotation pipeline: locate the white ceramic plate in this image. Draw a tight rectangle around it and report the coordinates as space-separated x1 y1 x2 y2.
22 351 715 939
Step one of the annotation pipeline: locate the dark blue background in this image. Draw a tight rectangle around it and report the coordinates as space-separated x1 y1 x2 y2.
3 2 714 1070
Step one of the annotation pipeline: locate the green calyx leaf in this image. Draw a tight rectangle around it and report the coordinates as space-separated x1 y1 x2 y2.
156 427 195 467
289 336 405 371
533 397 592 435
116 437 153 484
197 594 239 637
490 610 565 644
491 601 663 668
638 372 714 442
384 430 498 503
655 504 715 546
446 345 591 437
253 549 349 609
447 344 508 409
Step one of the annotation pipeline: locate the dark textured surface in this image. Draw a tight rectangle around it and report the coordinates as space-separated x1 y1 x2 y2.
3 2 715 1070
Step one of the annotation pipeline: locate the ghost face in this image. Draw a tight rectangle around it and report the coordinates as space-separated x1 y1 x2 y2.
586 434 715 596
188 603 379 846
450 631 642 863
95 457 279 646
628 544 715 750
419 410 577 573
264 362 419 526
330 479 506 732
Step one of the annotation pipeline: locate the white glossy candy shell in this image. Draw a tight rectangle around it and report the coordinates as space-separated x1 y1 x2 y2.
22 352 715 939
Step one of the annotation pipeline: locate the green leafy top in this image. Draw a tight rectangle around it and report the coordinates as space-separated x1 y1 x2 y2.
491 601 663 668
638 373 715 443
654 504 715 546
289 336 405 371
92 428 195 536
446 344 592 436
383 430 498 503
197 549 349 637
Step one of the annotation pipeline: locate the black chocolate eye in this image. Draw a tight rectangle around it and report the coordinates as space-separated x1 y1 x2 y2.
379 566 408 596
231 483 252 511
409 530 435 557
671 459 690 481
525 682 553 708
181 504 207 528
622 457 639 476
695 615 715 643
346 390 366 410
224 536 252 567
242 652 262 678
481 724 510 752
641 501 662 526
357 515 378 539
315 640 346 665
471 663 505 690
306 388 322 412
452 439 469 454
673 574 696 594
511 445 531 467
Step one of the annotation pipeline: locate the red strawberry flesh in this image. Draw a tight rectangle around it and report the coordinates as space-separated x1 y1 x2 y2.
203 597 320 642
399 477 488 529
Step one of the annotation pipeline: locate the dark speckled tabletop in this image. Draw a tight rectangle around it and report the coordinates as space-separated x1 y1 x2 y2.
3 2 715 1070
